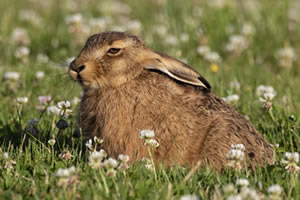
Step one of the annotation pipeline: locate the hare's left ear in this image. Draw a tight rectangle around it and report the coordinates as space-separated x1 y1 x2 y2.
144 52 211 91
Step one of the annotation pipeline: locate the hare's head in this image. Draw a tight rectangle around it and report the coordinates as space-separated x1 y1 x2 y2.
69 31 211 91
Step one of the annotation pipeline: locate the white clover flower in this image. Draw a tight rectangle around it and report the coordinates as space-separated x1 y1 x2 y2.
180 33 189 42
179 194 200 200
225 35 249 53
72 97 80 105
85 139 93 150
88 17 112 31
126 20 142 33
16 97 28 104
165 35 178 46
152 24 168 36
223 94 240 104
55 166 76 177
118 154 130 163
256 85 277 97
106 168 117 177
259 92 276 103
227 149 245 161
231 144 245 151
57 101 71 109
3 152 9 159
48 139 56 146
104 158 118 168
227 194 242 200
19 9 40 26
276 47 296 68
36 71 45 79
230 80 241 90
11 27 30 46
281 152 299 174
223 184 236 194
89 150 107 169
38 96 52 105
36 53 49 63
197 46 211 56
236 179 249 188
3 72 20 81
139 130 155 139
267 184 282 197
240 187 259 200
93 136 103 144
241 23 256 36
65 13 83 25
144 138 160 148
47 106 61 115
204 51 222 63
15 46 30 59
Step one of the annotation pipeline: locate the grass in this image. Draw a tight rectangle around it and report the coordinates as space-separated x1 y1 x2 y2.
0 0 299 199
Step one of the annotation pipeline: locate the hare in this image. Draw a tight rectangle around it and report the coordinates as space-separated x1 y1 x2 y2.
69 31 273 169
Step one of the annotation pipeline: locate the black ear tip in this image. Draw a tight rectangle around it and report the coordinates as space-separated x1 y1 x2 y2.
198 76 211 92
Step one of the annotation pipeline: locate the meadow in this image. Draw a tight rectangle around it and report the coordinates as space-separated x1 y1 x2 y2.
0 0 299 199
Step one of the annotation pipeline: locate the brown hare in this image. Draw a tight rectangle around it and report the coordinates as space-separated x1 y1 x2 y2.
69 31 273 169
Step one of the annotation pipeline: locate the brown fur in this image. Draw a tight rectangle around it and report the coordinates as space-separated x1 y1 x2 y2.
69 31 273 169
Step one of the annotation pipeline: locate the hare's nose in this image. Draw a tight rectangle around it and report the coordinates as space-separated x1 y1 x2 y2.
71 64 86 73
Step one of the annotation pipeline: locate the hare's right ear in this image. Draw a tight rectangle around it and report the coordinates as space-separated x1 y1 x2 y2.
144 52 211 91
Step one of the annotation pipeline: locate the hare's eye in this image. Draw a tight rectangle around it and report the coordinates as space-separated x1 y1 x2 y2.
107 48 121 55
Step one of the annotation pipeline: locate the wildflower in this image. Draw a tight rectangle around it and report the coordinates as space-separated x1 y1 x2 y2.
197 46 210 56
72 97 80 105
38 96 52 105
144 138 159 148
223 94 240 104
225 35 249 53
276 46 296 69
15 46 30 59
3 152 16 170
227 144 245 170
227 194 242 200
281 152 299 174
141 157 153 170
48 139 56 146
36 53 49 64
16 97 28 104
118 154 130 170
179 194 200 200
256 85 277 97
47 106 61 115
126 20 142 33
267 184 282 200
152 24 168 36
204 51 222 63
103 158 118 168
230 80 241 90
35 71 45 79
236 179 249 188
55 166 79 187
11 27 30 46
59 150 73 161
223 184 236 194
259 93 275 111
240 187 260 200
231 144 245 151
65 13 83 26
165 35 178 46
180 33 189 42
3 72 20 81
85 139 93 151
93 136 103 144
106 168 117 177
19 9 40 26
89 150 107 169
57 101 71 109
139 130 155 139
209 64 219 73
241 23 256 36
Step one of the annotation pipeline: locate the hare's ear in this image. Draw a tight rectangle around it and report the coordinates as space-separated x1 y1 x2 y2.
145 52 211 91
